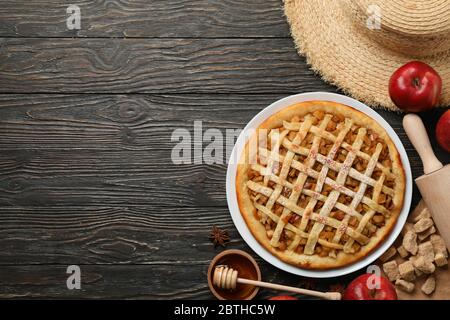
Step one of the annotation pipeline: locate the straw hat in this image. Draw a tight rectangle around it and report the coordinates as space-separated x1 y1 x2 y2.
284 0 450 111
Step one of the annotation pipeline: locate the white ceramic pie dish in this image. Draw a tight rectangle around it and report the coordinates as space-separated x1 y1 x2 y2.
226 92 412 278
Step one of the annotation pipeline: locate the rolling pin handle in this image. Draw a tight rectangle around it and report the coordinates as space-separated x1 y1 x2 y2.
403 114 443 175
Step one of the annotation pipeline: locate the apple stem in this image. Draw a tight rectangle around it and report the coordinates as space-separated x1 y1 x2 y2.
412 77 421 88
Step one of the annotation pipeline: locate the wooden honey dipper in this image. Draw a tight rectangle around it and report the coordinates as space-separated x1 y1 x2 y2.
213 265 341 300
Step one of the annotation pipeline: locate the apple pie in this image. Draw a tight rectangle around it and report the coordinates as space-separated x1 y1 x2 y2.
236 101 405 269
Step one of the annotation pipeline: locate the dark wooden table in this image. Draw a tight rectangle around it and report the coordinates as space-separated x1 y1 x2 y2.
0 1 448 299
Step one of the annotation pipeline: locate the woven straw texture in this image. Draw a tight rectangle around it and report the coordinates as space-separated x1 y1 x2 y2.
284 0 450 111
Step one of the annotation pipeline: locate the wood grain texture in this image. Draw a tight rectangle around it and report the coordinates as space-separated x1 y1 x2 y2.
0 94 272 150
0 150 225 207
0 0 289 38
0 264 212 299
1 0 449 299
0 38 326 93
0 263 348 299
0 206 238 265
1 94 448 209
0 202 349 299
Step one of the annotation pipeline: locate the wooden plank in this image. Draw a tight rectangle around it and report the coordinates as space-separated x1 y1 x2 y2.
0 263 332 299
0 0 289 38
0 94 275 150
0 38 326 93
0 264 212 299
0 94 447 208
0 150 227 207
0 206 240 265
0 94 279 207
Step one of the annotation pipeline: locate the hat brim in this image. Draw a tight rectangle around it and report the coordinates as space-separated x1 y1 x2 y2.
284 0 450 111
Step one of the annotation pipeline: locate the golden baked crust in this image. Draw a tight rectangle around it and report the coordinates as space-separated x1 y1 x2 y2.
236 101 405 269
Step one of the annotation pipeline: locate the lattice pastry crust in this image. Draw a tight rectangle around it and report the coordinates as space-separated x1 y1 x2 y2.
236 101 405 269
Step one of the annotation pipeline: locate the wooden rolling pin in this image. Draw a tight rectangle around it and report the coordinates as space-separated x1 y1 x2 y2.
213 265 341 300
403 114 450 250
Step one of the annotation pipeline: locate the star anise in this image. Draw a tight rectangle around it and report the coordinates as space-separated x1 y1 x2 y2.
209 226 230 247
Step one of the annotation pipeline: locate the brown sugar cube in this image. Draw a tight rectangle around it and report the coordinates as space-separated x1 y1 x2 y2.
418 226 436 242
383 260 400 281
413 218 434 233
414 268 423 277
379 246 397 263
412 256 435 274
398 261 416 282
409 256 424 277
430 235 448 258
395 279 415 293
418 241 435 264
435 252 448 267
403 230 418 255
413 208 431 222
397 245 409 259
401 222 414 236
421 275 436 295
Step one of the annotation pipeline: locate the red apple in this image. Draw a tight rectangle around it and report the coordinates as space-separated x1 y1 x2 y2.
389 61 442 112
268 295 298 300
343 273 397 300
436 109 450 152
